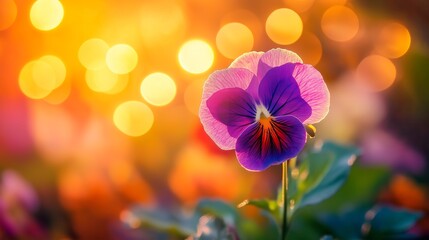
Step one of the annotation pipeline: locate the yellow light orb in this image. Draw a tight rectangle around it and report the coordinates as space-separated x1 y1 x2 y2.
178 39 214 74
356 55 396 92
107 74 128 95
265 8 303 45
321 6 359 42
85 66 119 93
140 72 176 107
39 55 66 88
31 60 57 91
216 22 254 59
376 22 411 59
30 0 64 31
0 0 17 31
106 44 138 74
19 61 52 99
78 38 109 70
113 101 154 137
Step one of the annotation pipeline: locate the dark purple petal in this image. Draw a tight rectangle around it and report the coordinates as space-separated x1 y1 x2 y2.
207 88 256 138
235 115 306 171
258 64 312 122
199 68 255 150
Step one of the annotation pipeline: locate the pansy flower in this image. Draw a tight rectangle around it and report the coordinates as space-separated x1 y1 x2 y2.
199 49 330 171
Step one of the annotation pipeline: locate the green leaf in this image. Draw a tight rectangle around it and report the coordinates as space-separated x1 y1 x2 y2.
294 142 359 210
237 199 279 214
196 199 280 240
188 215 238 240
126 205 196 237
196 199 240 226
317 165 391 213
368 206 422 238
286 206 332 240
318 205 422 239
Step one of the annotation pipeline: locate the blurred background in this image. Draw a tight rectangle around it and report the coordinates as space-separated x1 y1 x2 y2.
1 0 429 239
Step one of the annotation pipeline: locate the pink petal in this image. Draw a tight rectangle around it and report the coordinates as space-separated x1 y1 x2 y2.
292 64 330 124
258 48 303 79
229 51 264 74
199 68 255 150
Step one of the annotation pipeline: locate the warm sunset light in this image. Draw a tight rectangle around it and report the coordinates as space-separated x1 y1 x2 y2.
321 5 359 42
39 55 66 89
19 61 52 99
178 39 214 74
291 32 323 65
266 8 303 45
216 22 254 59
78 38 109 70
30 0 64 31
1 0 428 239
139 2 186 46
19 56 66 99
356 55 396 91
184 79 204 116
282 0 315 13
113 101 154 137
106 44 138 74
0 0 17 31
376 21 411 59
85 66 120 93
140 72 176 107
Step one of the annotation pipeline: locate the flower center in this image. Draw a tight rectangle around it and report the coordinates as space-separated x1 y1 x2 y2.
255 105 271 127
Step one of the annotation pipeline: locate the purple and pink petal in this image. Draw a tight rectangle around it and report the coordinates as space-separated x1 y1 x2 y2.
235 115 306 171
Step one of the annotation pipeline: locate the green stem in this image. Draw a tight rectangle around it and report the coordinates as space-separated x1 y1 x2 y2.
281 161 289 240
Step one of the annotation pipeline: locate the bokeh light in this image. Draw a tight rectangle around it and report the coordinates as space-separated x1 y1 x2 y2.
321 5 359 42
139 1 186 46
31 60 57 91
376 21 411 59
265 8 303 45
43 82 71 105
290 32 323 65
319 0 347 6
0 0 17 31
140 72 176 107
113 101 154 137
178 39 214 74
85 66 120 94
78 38 109 70
106 44 138 74
39 55 67 89
30 0 64 31
216 22 254 59
29 102 75 163
19 56 66 99
19 61 52 99
282 0 315 13
356 55 396 92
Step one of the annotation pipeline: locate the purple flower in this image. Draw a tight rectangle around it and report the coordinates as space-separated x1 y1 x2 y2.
199 49 330 171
